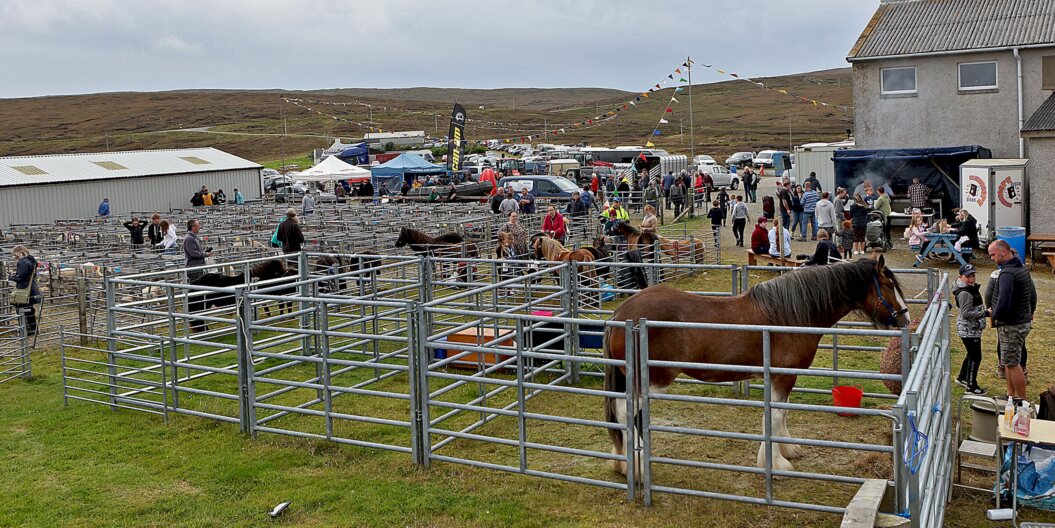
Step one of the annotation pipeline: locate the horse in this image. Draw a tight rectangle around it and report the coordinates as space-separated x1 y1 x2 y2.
605 220 660 252
603 256 910 478
532 236 600 295
395 226 478 281
313 254 383 297
187 259 294 332
657 235 705 265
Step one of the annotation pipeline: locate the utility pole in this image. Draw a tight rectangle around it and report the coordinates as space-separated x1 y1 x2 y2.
280 103 287 169
680 119 683 144
788 117 793 153
434 114 438 133
545 117 549 142
688 55 695 161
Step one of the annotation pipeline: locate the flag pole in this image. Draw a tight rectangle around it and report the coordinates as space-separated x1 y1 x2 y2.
688 55 695 162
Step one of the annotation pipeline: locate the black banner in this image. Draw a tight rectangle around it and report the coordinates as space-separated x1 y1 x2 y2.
446 103 466 171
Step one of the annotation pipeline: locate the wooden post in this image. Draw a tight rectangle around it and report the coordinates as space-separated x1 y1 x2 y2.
77 276 88 344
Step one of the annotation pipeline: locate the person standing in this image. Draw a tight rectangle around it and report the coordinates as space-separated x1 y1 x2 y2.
147 213 164 247
662 171 674 208
499 190 519 216
542 205 566 244
836 220 854 259
277 208 305 255
953 264 988 395
518 188 536 215
97 198 111 218
717 187 730 227
743 168 757 203
214 189 227 204
302 191 316 215
669 179 686 219
789 185 803 235
730 195 750 247
908 177 931 211
566 191 589 240
602 197 629 223
815 192 839 235
184 219 211 281
123 217 146 249
803 171 822 194
498 212 529 258
750 217 770 255
643 178 659 212
776 182 792 230
640 204 659 235
986 240 1037 400
800 182 819 241
874 186 893 249
832 188 848 221
202 188 214 207
156 219 178 254
850 194 869 256
9 245 40 336
707 200 724 245
233 188 245 205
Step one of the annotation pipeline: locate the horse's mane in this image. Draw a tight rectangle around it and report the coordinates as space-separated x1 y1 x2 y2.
432 232 464 244
251 259 287 279
536 237 567 260
616 220 640 235
748 259 898 327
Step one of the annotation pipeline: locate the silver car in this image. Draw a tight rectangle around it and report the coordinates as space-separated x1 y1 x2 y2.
704 165 740 190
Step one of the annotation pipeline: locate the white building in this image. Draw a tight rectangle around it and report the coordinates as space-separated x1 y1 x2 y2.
0 147 262 226
362 131 426 147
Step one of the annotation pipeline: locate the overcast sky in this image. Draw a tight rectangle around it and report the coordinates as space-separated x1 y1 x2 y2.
0 0 878 99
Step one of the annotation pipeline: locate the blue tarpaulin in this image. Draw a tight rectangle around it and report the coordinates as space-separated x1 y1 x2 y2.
370 153 445 192
334 143 370 165
833 146 991 218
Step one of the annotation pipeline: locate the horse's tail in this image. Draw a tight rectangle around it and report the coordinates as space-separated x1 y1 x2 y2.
624 250 649 289
603 325 626 457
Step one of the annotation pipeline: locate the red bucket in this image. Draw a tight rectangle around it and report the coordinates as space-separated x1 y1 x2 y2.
832 386 864 417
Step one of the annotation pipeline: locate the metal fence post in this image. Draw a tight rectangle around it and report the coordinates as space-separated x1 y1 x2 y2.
233 287 251 434
415 302 432 469
406 302 423 467
639 318 653 506
105 277 118 411
319 299 333 440
515 318 528 473
624 319 637 502
762 328 774 502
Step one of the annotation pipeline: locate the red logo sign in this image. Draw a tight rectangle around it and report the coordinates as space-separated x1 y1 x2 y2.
964 174 987 207
997 176 1020 208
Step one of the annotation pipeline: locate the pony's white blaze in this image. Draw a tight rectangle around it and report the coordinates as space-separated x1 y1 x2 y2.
894 287 909 313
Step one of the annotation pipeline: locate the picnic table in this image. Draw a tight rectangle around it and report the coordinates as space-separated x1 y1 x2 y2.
1027 233 1055 271
913 232 968 268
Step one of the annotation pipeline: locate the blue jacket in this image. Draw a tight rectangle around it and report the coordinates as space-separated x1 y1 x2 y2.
98 201 110 216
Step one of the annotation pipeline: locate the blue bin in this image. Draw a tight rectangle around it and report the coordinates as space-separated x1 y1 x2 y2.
996 226 1027 261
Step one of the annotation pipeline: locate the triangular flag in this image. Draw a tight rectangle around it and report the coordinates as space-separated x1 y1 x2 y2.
667 74 673 79
679 77 688 83
623 104 628 109
675 68 682 74
675 87 683 93
654 84 661 89
812 100 818 106
730 73 739 78
645 141 655 147
717 69 726 74
643 93 649 98
629 101 636 106
671 97 679 103
638 152 647 161
659 118 669 124
665 107 673 113
682 62 689 68
777 89 788 95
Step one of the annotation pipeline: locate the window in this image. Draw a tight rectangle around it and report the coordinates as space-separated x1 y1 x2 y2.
1044 56 1055 90
959 61 998 91
179 156 211 165
11 165 46 176
881 67 917 94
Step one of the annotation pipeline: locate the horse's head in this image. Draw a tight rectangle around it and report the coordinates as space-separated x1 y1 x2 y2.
861 255 910 330
395 227 407 248
251 259 287 280
531 236 545 260
592 236 607 251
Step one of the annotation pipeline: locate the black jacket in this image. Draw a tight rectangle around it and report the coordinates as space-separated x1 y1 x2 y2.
990 257 1037 326
850 204 869 229
124 221 146 245
566 198 588 217
950 215 979 250
277 218 305 253
806 240 841 266
9 255 40 305
147 223 163 246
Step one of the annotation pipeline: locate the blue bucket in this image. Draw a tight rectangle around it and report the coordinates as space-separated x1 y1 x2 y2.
996 226 1027 261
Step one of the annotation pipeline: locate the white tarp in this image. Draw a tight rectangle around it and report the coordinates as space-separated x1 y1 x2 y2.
297 155 371 182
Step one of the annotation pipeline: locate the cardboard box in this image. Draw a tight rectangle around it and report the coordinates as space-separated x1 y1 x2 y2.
435 327 514 368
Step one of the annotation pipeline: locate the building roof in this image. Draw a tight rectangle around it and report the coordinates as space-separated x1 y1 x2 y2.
0 147 261 188
848 0 1055 61
1024 93 1055 132
362 131 426 141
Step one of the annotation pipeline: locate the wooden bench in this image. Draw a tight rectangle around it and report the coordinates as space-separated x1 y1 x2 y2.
1044 252 1055 274
746 249 805 267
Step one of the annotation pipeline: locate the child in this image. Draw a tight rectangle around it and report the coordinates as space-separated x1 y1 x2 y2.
954 264 987 395
707 200 724 244
836 219 854 257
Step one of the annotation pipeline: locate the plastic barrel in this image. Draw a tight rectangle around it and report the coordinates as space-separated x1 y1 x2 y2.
996 226 1027 261
832 386 864 417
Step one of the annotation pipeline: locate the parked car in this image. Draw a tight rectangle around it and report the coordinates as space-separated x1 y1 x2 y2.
497 175 582 199
273 186 305 203
725 152 756 168
693 155 717 167
702 164 740 190
753 150 780 169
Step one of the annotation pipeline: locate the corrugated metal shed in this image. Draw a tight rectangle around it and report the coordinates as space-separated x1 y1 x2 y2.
1024 93 1055 132
848 0 1055 61
0 147 261 188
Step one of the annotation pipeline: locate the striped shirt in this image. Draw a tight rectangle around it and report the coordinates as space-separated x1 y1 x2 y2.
908 183 930 210
800 190 819 214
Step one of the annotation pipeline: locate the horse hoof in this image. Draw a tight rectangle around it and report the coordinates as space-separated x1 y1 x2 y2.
780 442 806 460
609 458 627 476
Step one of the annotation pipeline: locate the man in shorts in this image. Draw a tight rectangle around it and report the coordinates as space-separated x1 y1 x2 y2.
987 240 1037 400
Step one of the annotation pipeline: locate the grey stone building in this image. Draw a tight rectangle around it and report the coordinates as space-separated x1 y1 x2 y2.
847 0 1055 233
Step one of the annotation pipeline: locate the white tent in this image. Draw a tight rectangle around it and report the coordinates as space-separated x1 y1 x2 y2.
297 155 371 183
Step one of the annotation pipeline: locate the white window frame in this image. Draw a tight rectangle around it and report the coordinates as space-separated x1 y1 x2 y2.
958 60 998 91
880 66 917 95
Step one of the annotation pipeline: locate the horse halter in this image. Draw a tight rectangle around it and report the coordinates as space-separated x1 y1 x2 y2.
871 275 908 327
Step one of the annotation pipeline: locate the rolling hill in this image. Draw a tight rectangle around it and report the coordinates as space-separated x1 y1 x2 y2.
0 68 853 165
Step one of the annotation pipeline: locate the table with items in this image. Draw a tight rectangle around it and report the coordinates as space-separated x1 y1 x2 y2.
998 415 1055 526
913 232 968 267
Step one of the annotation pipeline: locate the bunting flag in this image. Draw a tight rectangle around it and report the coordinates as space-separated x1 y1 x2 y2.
659 118 669 124
671 97 679 103
691 61 853 113
653 129 662 135
665 107 673 113
645 141 655 147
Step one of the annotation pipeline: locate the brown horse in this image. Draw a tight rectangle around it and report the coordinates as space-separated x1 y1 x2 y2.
532 236 599 285
603 256 910 477
396 226 478 281
657 235 705 264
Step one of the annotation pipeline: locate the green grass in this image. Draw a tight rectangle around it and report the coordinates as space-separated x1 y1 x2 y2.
262 155 315 172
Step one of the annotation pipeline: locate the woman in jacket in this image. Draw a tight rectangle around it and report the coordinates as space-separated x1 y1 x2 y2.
9 245 40 336
750 217 770 255
954 264 987 394
789 185 804 235
498 212 529 258
157 219 179 254
640 205 659 235
849 194 869 256
541 206 566 244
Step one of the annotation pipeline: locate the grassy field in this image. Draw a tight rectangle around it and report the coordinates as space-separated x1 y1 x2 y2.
0 69 852 164
4 186 1055 526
